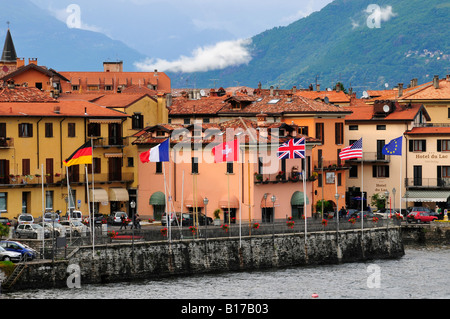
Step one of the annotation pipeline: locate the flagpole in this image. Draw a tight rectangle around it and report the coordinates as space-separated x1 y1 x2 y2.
86 165 93 257
163 162 170 243
303 157 307 248
41 164 45 259
90 138 95 254
65 165 72 243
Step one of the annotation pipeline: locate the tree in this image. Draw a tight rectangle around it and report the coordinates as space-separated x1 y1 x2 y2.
0 224 9 238
370 193 387 211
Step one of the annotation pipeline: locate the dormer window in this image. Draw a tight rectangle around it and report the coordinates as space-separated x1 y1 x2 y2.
156 131 166 137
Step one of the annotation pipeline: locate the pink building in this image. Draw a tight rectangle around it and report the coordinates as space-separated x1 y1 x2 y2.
132 117 320 225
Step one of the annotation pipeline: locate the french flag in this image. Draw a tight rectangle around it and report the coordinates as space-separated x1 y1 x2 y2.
140 139 170 163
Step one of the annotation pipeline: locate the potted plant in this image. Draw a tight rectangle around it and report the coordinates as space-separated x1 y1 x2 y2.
221 224 229 232
254 172 262 183
189 226 197 234
213 209 221 226
349 217 356 224
372 216 379 223
160 227 168 237
276 171 285 181
321 219 328 226
286 217 295 229
107 230 118 239
252 222 260 230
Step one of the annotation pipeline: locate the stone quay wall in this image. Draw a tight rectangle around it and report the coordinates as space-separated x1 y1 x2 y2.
8 227 404 291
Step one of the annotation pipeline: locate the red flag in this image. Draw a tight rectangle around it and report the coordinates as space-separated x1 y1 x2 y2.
212 139 239 163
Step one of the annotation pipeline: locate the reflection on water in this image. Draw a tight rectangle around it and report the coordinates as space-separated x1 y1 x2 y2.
2 247 449 299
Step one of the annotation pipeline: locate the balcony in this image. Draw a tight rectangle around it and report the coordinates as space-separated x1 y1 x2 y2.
313 161 349 171
345 152 390 163
405 178 450 189
92 137 129 148
254 170 317 185
0 172 134 187
0 137 14 149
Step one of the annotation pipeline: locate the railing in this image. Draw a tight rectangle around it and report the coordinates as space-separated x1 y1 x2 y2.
413 123 450 128
405 178 450 188
345 152 390 162
0 137 14 148
0 172 134 186
92 137 129 148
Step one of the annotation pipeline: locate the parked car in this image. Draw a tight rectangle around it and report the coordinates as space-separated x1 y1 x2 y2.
39 222 65 237
0 217 12 226
108 212 128 225
0 245 22 263
374 209 398 219
15 223 50 239
60 220 89 236
181 212 213 226
43 212 60 223
356 211 375 219
161 212 181 226
64 210 83 222
17 214 34 225
0 240 37 260
406 212 437 224
345 209 359 219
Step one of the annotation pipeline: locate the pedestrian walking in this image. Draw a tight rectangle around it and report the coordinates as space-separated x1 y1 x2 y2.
120 214 127 230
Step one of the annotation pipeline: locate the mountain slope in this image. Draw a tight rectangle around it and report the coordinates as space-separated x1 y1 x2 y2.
0 0 146 71
169 0 450 92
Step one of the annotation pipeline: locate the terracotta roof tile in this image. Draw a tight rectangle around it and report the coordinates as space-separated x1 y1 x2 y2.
401 78 450 100
405 126 450 135
295 90 350 103
0 86 56 102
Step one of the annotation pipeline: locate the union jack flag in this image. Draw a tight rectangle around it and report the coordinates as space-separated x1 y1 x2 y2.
277 138 305 159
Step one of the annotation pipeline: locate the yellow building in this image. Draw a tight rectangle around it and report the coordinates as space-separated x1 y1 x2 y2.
345 98 431 211
0 86 129 220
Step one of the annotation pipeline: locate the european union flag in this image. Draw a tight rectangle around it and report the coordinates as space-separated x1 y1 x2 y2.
382 136 402 156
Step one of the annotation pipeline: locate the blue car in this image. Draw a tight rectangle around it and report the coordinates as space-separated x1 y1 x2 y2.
0 240 37 261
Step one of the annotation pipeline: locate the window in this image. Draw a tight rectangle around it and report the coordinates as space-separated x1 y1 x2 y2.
203 118 210 124
156 162 162 174
87 123 101 137
376 125 386 130
184 118 190 125
72 85 79 91
349 165 358 178
132 113 144 130
318 173 323 187
373 165 390 178
443 166 450 178
105 85 113 91
335 123 343 145
409 140 426 152
68 123 76 137
377 140 386 160
191 157 198 174
18 123 33 137
45 123 53 138
45 191 53 210
315 123 324 144
227 162 233 174
22 159 30 176
0 192 7 212
87 158 101 174
437 140 450 152
127 157 134 167
349 125 358 131
298 126 308 136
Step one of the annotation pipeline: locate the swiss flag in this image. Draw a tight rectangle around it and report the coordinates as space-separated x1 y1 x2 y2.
212 139 239 163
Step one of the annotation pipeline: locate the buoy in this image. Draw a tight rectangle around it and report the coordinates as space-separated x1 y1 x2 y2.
311 293 319 298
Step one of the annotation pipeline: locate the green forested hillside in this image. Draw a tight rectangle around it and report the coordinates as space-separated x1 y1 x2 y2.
169 0 450 93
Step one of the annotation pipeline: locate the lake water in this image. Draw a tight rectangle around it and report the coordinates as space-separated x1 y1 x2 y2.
2 246 449 300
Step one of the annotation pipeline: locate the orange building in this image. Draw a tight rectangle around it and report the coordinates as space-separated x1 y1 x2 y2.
132 119 320 224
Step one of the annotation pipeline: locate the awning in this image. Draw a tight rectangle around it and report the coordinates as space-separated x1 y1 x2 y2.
109 188 129 201
219 195 239 208
150 192 166 206
291 191 310 206
104 152 123 158
260 193 280 208
403 190 450 203
88 119 123 124
185 193 205 208
90 188 108 203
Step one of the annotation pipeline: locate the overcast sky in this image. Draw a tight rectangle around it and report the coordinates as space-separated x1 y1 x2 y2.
30 0 333 72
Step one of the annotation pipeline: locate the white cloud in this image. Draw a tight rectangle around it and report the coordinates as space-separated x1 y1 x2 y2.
134 39 252 73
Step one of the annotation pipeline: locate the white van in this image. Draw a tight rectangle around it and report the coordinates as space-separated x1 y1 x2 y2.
17 214 34 225
66 210 83 222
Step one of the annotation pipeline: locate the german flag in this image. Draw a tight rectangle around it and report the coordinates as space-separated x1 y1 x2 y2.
63 141 93 167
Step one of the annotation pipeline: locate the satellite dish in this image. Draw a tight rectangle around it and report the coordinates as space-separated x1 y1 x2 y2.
362 91 369 99
383 104 390 113
327 88 332 91
385 83 389 88
324 96 330 104
200 90 206 97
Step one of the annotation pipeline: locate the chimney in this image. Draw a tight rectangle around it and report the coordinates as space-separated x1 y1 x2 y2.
287 92 293 102
398 83 403 97
446 75 450 82
336 83 340 92
316 83 320 92
433 75 439 89
270 86 274 97
103 61 123 72
16 57 25 68
28 58 38 65
54 105 60 114
292 86 297 94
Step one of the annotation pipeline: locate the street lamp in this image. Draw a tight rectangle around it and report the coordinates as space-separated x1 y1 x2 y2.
263 193 268 223
384 190 389 225
130 200 136 257
334 193 340 232
392 188 396 219
204 197 209 240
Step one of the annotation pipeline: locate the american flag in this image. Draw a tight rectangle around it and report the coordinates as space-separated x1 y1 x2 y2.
339 138 363 160
277 138 305 159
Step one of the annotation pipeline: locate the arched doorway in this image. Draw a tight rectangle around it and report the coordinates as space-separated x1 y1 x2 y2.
149 191 165 221
291 191 309 219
